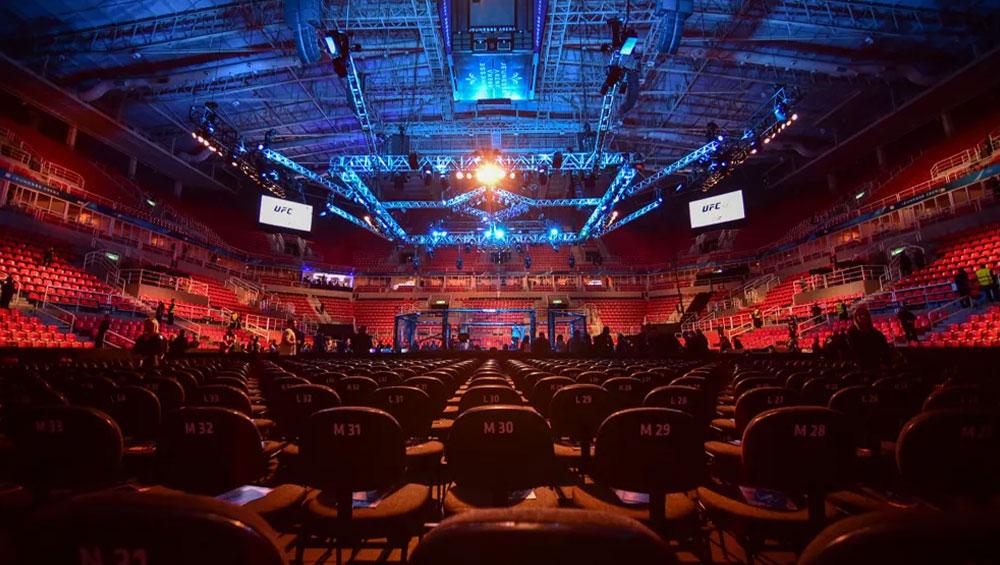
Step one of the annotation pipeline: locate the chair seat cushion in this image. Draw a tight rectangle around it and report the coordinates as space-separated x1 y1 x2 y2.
697 487 838 524
710 418 736 432
244 484 308 528
716 405 735 416
304 483 431 535
443 485 559 515
431 419 453 434
571 484 697 524
406 440 444 466
553 442 582 460
704 441 742 458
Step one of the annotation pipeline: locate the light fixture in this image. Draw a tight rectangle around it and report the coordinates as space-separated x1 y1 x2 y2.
455 171 465 180
475 162 506 186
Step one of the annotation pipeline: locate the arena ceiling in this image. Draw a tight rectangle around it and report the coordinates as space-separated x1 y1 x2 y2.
0 0 997 208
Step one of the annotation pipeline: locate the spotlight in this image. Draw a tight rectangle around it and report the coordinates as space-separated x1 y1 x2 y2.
750 148 758 154
455 171 465 180
549 227 559 237
792 113 799 121
475 162 505 186
508 171 516 180
494 227 506 239
763 137 771 144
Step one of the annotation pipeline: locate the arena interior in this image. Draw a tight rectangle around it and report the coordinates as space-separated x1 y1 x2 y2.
1 0 1000 563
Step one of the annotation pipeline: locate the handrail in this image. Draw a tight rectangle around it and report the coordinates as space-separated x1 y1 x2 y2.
794 265 888 293
104 329 134 349
119 269 209 296
924 297 967 331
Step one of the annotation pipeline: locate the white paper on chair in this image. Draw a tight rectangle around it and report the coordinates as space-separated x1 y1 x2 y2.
613 489 650 505
508 489 537 503
216 485 273 506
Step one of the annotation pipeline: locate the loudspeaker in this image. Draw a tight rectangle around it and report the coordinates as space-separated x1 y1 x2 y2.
408 152 420 169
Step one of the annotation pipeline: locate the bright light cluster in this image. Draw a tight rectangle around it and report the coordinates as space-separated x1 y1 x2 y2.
475 162 506 186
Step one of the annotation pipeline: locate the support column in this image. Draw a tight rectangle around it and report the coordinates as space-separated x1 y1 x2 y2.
0 179 9 207
128 156 138 179
65 126 78 149
941 111 955 137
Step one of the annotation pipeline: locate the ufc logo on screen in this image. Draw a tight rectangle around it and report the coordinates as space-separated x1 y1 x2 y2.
702 203 721 212
274 206 294 215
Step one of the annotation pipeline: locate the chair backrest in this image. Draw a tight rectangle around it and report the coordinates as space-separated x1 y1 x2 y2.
271 384 341 441
195 385 252 416
66 376 118 409
529 376 575 415
896 409 1000 497
470 376 511 388
576 371 606 385
141 377 185 414
801 377 843 406
459 385 522 413
784 372 812 391
157 407 265 495
11 405 123 490
591 408 703 494
643 385 707 424
733 376 778 398
371 370 403 387
922 385 996 412
549 385 615 442
335 376 379 406
370 386 434 439
301 407 406 492
602 377 645 410
265 376 309 400
800 508 1000 565
23 490 285 565
404 376 448 413
741 407 854 494
106 385 162 442
734 387 796 434
447 406 554 492
411 508 675 565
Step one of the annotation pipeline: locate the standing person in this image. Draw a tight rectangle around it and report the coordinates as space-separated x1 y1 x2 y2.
0 274 15 309
954 269 972 307
353 325 374 354
155 301 165 325
567 330 585 355
717 328 732 352
132 318 168 368
836 301 849 321
810 303 823 319
43 247 54 266
167 299 176 325
220 330 237 353
247 335 263 353
592 326 614 357
897 304 918 343
95 314 111 349
278 327 298 356
169 329 190 356
751 308 763 328
847 306 891 371
532 332 552 355
554 334 566 353
975 263 998 302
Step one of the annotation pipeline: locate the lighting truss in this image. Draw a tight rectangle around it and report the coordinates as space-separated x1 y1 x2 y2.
408 230 582 247
622 139 720 198
578 164 637 238
381 188 600 210
343 55 380 152
329 151 627 174
599 199 662 236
